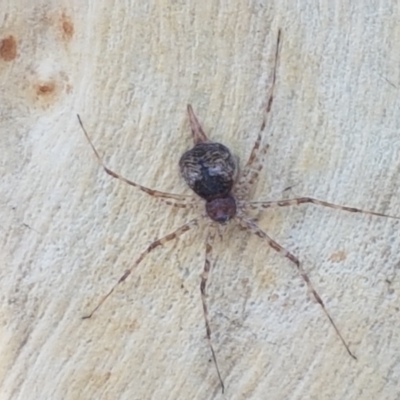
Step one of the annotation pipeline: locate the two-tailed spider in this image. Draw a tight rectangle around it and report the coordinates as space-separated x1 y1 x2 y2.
78 30 399 393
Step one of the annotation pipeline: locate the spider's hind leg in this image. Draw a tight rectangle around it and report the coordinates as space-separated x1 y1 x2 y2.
237 212 357 360
200 228 225 393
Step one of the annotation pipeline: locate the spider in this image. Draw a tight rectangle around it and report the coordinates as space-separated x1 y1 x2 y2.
78 30 399 393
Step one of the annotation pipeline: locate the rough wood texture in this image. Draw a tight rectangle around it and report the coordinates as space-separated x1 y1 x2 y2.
1 2 400 400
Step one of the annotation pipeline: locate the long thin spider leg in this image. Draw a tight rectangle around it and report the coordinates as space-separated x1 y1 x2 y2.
187 104 209 144
82 216 202 319
246 197 400 220
235 143 270 199
77 115 192 203
159 196 199 209
236 29 281 199
237 213 357 360
200 228 225 393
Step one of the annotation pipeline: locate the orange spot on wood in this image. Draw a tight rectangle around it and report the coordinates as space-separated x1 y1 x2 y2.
258 268 276 288
329 250 347 263
0 35 17 61
36 82 55 96
29 76 67 109
60 13 74 40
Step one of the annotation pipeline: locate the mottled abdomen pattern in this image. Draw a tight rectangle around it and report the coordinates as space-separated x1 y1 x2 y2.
179 142 237 200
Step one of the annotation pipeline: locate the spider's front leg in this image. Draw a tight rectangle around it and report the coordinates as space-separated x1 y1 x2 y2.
77 114 193 208
235 29 281 200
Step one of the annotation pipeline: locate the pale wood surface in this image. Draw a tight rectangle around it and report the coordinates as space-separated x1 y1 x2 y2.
1 2 400 400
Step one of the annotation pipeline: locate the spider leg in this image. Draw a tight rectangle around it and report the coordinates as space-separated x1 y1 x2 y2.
235 29 281 199
200 228 225 393
187 104 209 144
246 197 400 220
82 216 202 319
235 140 270 199
237 213 357 360
77 115 192 204
159 197 199 209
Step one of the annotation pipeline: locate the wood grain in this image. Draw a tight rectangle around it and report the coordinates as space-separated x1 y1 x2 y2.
1 2 400 399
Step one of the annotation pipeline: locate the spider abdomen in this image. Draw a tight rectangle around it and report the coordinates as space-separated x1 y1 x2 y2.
179 142 237 200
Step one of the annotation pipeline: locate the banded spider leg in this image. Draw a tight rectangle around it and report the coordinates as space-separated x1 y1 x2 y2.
234 197 400 362
77 115 196 210
235 30 281 201
77 116 204 321
78 26 400 394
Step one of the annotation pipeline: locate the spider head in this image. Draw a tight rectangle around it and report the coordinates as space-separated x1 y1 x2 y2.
206 195 236 224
